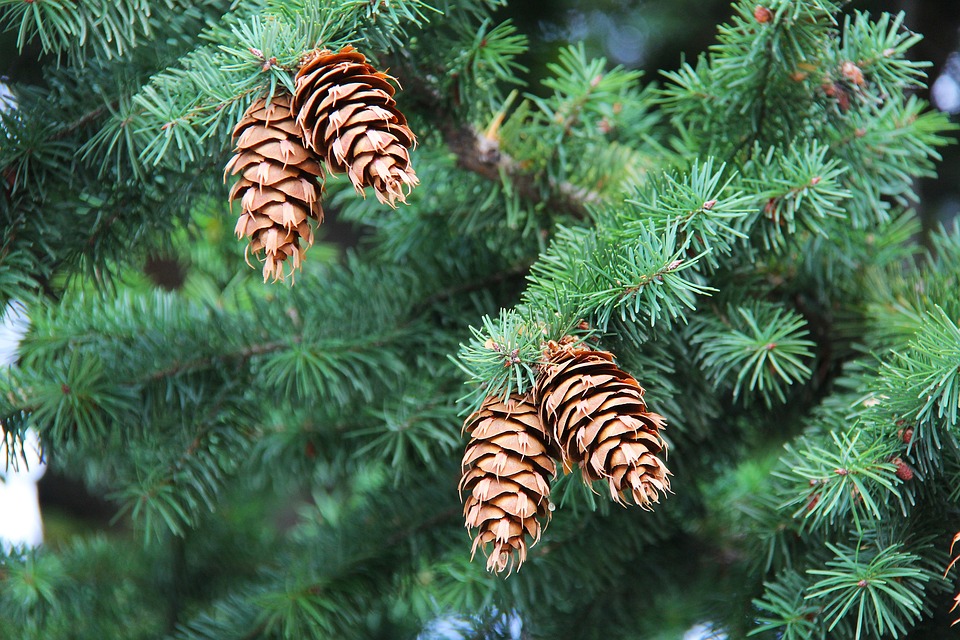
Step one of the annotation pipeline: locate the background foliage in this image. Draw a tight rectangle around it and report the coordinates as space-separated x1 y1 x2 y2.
2 0 960 638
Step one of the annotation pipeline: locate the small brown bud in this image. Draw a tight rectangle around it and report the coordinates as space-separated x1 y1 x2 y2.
810 176 821 186
892 457 914 481
823 82 851 111
841 61 865 86
898 427 914 444
754 6 773 23
837 90 850 112
703 199 717 210
857 579 868 588
835 468 849 476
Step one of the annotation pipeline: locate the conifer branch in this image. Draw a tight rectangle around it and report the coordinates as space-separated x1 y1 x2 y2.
439 120 596 218
56 105 111 140
144 339 297 382
394 58 596 218
420 261 532 307
731 17 779 158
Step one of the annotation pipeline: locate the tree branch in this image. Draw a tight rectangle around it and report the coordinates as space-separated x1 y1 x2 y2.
393 59 596 219
437 120 596 218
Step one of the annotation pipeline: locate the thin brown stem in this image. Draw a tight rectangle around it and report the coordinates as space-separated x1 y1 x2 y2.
393 59 596 219
421 261 532 307
144 338 298 383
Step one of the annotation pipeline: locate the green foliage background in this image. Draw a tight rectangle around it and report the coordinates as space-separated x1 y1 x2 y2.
1 0 959 638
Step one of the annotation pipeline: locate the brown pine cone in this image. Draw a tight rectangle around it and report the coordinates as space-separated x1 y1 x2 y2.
293 45 418 207
224 93 323 282
460 393 557 573
536 339 671 508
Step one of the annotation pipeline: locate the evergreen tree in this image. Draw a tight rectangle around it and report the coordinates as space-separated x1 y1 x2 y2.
1 0 958 638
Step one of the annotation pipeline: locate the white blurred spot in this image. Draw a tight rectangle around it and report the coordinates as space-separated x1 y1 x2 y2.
0 302 28 366
684 621 728 640
932 52 960 114
0 301 45 552
0 428 46 552
0 80 15 113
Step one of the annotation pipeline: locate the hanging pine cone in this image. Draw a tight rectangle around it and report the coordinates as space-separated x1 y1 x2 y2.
293 45 418 207
225 93 323 282
948 532 960 625
535 338 671 509
459 394 557 574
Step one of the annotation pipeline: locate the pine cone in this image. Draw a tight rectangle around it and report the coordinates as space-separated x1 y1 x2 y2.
225 93 323 282
536 339 671 509
293 45 418 207
459 394 556 574
948 532 960 625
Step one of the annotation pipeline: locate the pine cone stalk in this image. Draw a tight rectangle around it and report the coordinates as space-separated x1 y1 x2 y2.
459 394 556 574
225 93 323 282
293 45 418 207
536 338 671 508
